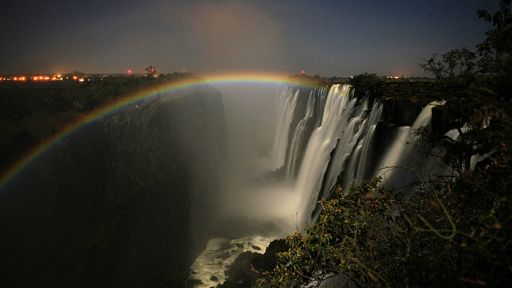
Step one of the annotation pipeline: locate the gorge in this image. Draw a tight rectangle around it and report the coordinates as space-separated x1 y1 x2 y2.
0 76 450 287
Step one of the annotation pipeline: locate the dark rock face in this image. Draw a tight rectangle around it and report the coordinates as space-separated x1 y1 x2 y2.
379 81 435 127
0 87 226 288
0 129 38 172
220 239 288 288
369 122 401 173
381 98 423 127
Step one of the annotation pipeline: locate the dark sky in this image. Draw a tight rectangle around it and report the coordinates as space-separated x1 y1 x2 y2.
0 0 496 76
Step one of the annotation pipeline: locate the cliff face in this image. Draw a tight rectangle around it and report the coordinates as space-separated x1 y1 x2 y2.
0 87 226 287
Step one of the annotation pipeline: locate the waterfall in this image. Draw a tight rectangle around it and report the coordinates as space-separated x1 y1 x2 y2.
269 87 299 171
375 126 410 181
192 83 447 285
343 101 383 188
293 84 358 222
265 83 387 222
375 101 445 188
269 83 445 224
285 91 315 179
294 87 385 222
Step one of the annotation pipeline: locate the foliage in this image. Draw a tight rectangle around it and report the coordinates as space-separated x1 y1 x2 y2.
421 0 512 102
258 179 408 287
0 73 196 174
0 78 217 287
260 147 512 287
477 0 512 98
349 73 385 99
0 73 195 119
419 48 478 93
260 1 512 287
416 0 512 176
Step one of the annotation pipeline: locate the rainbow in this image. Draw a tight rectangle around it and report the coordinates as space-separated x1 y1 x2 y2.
0 71 320 189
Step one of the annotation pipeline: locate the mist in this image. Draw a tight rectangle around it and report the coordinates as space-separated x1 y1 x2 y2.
210 83 300 237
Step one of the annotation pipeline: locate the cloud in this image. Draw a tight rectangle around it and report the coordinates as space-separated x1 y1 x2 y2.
178 1 283 72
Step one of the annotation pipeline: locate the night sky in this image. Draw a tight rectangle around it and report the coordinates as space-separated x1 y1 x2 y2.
0 0 495 76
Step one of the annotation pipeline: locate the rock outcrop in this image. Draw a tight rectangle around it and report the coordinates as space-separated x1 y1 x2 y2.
0 87 226 288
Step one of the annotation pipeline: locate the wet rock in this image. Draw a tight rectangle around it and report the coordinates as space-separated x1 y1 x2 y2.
220 239 289 288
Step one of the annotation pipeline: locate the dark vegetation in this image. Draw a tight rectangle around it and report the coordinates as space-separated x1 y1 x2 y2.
0 73 195 117
0 73 225 287
0 73 196 173
1 1 511 287
254 1 512 287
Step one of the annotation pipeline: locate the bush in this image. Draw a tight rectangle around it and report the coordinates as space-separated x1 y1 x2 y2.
349 73 385 99
258 179 409 287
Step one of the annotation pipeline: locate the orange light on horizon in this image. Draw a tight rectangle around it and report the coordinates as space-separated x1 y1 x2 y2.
73 75 78 80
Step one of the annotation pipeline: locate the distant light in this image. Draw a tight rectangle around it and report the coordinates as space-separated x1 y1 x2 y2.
300 70 305 75
128 69 133 75
73 75 78 80
78 78 85 82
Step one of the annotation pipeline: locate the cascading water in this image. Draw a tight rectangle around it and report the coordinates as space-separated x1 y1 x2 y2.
269 87 299 171
269 83 445 223
285 90 315 179
289 85 384 222
340 100 383 189
375 100 446 188
191 82 445 286
265 83 379 222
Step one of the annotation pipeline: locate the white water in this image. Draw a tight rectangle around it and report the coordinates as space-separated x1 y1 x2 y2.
294 84 356 223
343 101 383 188
291 85 386 222
190 236 273 288
270 87 299 171
285 90 315 179
375 101 445 187
268 84 446 224
191 83 445 286
375 126 410 181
